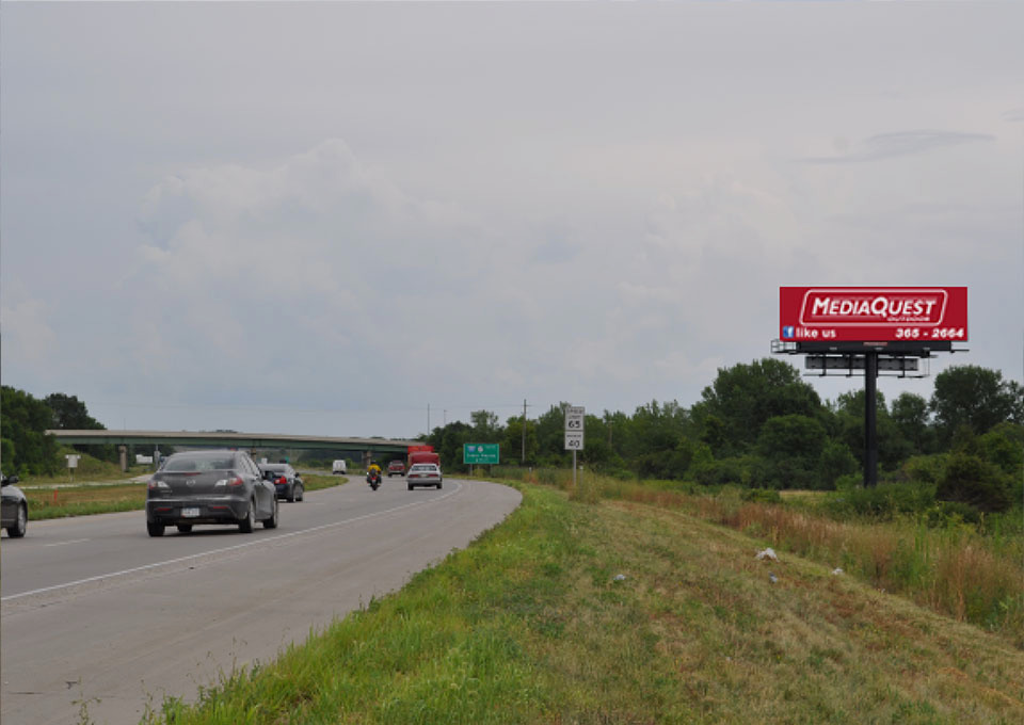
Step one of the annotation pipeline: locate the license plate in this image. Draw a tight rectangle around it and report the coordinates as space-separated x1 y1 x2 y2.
182 507 200 518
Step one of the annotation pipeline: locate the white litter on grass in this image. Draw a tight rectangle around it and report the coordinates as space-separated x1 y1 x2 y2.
613 574 627 582
755 548 779 561
768 573 779 584
832 568 844 576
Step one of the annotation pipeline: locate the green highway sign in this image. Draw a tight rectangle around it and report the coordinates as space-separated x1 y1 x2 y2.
463 443 500 465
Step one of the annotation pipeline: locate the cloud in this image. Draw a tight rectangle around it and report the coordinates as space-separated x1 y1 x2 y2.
803 130 994 164
1 298 58 363
120 139 533 421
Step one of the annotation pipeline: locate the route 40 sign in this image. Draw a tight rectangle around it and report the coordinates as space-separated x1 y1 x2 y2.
564 406 585 450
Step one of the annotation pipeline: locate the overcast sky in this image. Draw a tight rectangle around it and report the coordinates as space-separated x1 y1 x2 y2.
2 2 1022 440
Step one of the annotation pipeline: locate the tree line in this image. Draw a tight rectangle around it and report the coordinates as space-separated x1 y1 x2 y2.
3 359 1021 512
425 359 1022 512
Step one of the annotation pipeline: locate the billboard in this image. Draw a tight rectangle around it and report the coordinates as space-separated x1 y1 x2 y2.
780 287 967 343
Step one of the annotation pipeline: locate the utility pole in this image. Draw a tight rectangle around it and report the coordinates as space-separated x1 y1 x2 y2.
522 398 527 463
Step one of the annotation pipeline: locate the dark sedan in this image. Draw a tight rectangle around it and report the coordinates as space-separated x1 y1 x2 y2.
259 463 305 502
1 471 28 538
145 450 278 536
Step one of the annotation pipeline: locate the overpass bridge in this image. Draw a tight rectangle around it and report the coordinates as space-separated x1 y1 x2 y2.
48 430 423 470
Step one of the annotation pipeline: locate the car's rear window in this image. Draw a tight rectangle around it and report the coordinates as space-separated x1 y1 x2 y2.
164 455 235 472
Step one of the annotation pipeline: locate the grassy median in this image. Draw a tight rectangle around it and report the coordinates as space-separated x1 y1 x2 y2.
20 474 347 520
142 480 1024 725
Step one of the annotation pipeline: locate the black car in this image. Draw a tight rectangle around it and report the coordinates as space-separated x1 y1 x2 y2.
145 449 278 536
1 471 28 538
259 463 304 502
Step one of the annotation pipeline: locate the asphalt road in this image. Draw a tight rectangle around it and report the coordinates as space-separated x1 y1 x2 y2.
0 476 521 725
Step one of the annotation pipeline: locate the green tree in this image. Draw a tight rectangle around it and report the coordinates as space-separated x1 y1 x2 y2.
977 422 1024 478
930 365 1019 444
469 410 501 443
630 400 691 457
1 437 15 471
832 390 913 473
45 392 117 462
755 414 828 489
0 386 60 474
44 393 105 430
817 439 859 489
890 392 934 455
428 421 473 469
502 415 538 465
535 403 571 464
694 358 823 457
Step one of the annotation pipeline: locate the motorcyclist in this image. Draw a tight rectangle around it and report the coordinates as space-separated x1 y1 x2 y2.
366 460 382 483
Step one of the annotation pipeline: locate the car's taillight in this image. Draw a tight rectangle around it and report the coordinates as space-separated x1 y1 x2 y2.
214 477 245 488
277 477 287 485
148 479 169 490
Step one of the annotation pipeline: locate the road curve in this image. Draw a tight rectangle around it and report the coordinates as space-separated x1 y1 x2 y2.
0 478 521 725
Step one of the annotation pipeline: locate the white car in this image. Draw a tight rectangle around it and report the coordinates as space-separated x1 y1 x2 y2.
407 463 442 490
332 459 347 475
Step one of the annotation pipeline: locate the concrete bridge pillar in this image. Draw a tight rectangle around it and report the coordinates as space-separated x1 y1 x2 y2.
119 446 128 472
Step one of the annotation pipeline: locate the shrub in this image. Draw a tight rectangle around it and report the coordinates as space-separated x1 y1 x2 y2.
822 481 936 520
977 422 1024 477
936 453 1012 513
742 488 782 504
926 501 982 527
817 439 858 489
899 454 948 484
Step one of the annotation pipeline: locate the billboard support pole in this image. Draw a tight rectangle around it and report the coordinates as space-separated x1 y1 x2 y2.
864 352 879 488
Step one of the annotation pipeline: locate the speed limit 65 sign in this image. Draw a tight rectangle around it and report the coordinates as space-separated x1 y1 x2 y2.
565 406 585 450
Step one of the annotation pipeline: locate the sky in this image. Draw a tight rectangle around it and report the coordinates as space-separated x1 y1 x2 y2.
2 1 1022 440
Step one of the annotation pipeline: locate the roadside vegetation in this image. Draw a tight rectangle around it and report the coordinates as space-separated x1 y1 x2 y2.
495 468 1024 644
143 480 1024 724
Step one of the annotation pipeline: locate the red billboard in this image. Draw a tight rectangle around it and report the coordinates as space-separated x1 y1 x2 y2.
779 287 967 343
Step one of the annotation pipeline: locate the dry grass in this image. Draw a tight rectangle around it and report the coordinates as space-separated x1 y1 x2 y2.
485 470 1024 644
677 496 1024 644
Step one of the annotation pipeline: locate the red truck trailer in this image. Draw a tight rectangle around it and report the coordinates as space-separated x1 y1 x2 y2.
407 450 440 469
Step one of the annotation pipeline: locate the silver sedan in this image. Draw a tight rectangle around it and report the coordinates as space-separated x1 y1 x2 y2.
406 463 442 490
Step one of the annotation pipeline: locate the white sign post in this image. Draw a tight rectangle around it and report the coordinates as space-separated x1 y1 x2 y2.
564 406 585 492
66 454 80 482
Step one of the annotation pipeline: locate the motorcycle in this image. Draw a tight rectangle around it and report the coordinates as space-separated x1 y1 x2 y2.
366 468 381 491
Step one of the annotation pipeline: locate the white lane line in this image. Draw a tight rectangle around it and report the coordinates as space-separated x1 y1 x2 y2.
2 482 463 602
42 538 91 548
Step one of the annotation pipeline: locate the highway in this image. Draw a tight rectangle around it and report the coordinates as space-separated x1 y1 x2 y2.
0 477 521 725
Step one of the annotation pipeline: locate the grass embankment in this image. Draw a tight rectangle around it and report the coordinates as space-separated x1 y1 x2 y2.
145 481 1024 724
529 468 1022 644
21 474 347 520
